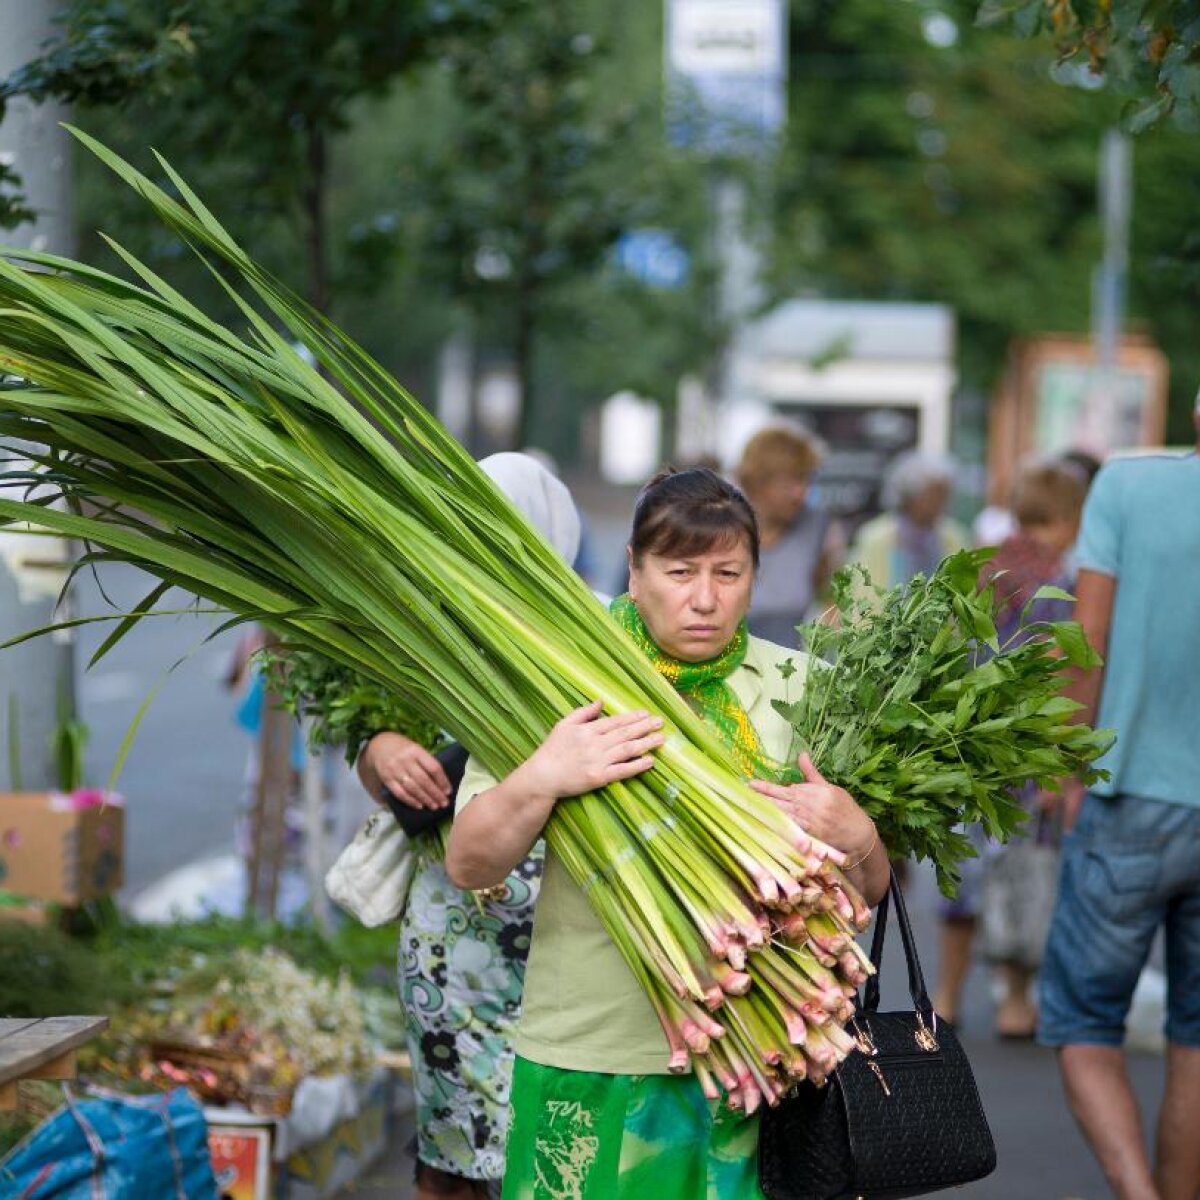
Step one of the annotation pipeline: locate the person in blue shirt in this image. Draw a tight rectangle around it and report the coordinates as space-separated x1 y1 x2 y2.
1038 402 1200 1200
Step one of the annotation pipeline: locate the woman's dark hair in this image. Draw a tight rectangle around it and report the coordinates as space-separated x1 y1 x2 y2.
629 467 760 567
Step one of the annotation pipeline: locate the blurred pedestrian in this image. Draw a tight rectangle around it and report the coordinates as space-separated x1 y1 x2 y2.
847 451 968 588
932 459 1086 1036
356 453 581 1200
736 425 841 645
1038 405 1200 1200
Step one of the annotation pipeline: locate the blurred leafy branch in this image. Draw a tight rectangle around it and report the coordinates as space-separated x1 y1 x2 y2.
978 0 1200 129
771 0 1200 441
259 645 443 762
1 1 721 452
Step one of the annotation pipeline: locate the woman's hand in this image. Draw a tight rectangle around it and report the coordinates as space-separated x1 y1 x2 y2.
447 701 664 890
358 731 451 810
750 752 887 904
514 701 665 803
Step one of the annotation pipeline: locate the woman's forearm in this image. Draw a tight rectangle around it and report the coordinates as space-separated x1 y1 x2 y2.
847 834 890 907
356 743 383 799
446 760 557 889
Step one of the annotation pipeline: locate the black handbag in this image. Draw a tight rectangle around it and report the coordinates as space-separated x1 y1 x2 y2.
758 870 997 1200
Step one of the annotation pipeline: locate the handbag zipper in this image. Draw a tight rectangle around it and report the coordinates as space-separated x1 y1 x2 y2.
876 1051 943 1067
860 1050 942 1097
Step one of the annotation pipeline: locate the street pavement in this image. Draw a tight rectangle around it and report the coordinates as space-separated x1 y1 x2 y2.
76 557 1166 1198
74 561 249 896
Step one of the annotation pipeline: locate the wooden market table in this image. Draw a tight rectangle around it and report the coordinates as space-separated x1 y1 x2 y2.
0 1016 109 1109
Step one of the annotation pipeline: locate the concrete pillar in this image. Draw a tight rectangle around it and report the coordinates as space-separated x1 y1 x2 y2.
0 0 75 254
0 0 76 791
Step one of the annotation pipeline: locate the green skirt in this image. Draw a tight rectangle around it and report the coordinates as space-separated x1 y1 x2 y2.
502 1056 767 1200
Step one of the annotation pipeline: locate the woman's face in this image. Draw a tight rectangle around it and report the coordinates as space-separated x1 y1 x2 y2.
627 536 755 662
904 479 951 527
751 471 810 528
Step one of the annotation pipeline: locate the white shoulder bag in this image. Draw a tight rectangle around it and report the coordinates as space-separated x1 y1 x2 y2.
324 808 417 927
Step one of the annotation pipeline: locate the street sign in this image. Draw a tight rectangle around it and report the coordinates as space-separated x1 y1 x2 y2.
665 0 787 152
613 229 691 289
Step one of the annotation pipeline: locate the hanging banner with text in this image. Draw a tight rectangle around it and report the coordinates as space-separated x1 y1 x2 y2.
665 0 787 153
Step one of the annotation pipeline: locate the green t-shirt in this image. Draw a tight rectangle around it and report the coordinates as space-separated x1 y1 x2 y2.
456 635 809 1075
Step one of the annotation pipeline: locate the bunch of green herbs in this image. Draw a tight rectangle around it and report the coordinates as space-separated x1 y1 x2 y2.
779 549 1114 895
259 645 443 762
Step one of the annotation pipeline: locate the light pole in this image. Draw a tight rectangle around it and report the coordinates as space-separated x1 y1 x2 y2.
0 0 78 792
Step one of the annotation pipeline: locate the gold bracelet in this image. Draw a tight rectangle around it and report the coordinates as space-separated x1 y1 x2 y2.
843 827 879 872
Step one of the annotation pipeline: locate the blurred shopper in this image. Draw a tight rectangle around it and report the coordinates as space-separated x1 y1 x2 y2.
847 452 968 588
357 454 581 1200
1038 408 1200 1200
933 459 1086 1035
737 425 840 644
1059 448 1102 490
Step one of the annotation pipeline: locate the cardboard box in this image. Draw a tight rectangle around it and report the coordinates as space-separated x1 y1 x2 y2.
0 792 124 904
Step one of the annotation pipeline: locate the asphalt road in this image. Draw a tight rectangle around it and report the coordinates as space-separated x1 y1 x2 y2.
74 560 248 896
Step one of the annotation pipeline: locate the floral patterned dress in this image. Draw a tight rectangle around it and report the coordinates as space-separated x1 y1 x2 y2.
399 842 544 1182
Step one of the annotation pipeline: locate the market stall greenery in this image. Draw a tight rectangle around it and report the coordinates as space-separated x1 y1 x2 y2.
0 132 1111 1110
0 914 404 1155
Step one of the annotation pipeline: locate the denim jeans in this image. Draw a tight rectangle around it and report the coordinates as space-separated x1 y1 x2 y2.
1038 792 1200 1047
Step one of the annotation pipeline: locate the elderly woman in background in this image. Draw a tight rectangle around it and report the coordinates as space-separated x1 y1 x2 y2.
736 425 841 644
848 451 968 588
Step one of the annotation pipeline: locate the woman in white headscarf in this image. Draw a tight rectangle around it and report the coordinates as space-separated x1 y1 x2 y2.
357 453 580 1200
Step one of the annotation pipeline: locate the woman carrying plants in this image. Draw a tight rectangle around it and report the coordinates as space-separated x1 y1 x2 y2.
358 453 582 1200
447 468 890 1199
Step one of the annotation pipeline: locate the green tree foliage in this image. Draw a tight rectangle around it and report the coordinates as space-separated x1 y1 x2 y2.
978 0 1200 129
3 1 719 453
0 151 34 233
770 0 1199 432
360 0 720 446
3 0 450 311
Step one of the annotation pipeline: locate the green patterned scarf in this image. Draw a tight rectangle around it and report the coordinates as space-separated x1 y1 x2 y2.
609 593 787 781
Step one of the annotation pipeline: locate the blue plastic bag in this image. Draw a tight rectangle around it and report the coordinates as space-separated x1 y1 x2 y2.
0 1086 218 1199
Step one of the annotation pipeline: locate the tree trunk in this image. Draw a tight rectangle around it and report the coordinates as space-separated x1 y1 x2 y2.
304 126 329 316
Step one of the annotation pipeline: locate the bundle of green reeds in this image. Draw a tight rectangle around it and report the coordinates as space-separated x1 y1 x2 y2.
0 132 869 1110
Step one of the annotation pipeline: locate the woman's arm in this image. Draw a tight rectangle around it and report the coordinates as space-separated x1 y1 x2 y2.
750 752 889 907
446 702 664 889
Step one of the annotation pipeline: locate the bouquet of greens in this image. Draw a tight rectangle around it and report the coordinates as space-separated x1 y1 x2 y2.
778 550 1114 895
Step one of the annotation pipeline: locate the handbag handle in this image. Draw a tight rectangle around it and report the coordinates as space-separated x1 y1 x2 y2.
861 867 935 1020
